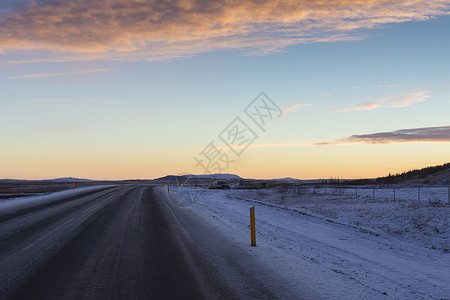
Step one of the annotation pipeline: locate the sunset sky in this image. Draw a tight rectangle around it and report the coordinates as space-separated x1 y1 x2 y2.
1 0 449 180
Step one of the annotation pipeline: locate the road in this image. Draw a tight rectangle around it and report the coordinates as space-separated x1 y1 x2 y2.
0 185 295 299
0 186 212 299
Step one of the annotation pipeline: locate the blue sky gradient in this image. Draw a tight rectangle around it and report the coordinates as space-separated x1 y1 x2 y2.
1 1 449 179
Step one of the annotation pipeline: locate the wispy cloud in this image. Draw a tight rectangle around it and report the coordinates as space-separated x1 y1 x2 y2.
370 84 396 88
281 103 311 114
317 125 450 145
326 91 430 114
8 68 111 79
351 84 395 90
0 0 448 62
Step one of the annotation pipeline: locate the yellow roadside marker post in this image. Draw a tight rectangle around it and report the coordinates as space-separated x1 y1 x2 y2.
73 182 75 190
250 206 256 247
167 183 169 193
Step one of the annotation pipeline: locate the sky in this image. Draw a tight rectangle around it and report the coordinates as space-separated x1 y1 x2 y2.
0 0 449 180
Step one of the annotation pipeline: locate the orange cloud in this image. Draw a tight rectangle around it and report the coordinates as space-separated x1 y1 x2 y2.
281 103 311 114
7 68 111 79
326 91 430 114
0 0 448 61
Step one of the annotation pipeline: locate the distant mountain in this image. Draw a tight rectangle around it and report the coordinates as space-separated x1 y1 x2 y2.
0 177 94 183
42 177 94 183
154 174 241 182
254 177 323 184
271 177 301 182
190 174 241 180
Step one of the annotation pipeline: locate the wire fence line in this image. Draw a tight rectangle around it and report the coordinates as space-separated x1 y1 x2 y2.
172 180 450 205
276 185 450 205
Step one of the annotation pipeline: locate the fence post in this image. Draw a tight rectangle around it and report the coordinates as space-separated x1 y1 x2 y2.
167 183 169 193
250 206 256 247
373 185 375 201
418 186 421 203
393 186 396 201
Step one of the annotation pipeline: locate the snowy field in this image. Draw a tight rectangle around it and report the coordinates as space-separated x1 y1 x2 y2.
231 186 450 252
168 185 450 299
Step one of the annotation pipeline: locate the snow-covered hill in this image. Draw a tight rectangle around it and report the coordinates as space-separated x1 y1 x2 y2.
42 177 94 182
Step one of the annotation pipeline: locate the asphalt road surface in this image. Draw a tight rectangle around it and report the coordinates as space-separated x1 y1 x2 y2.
0 185 300 300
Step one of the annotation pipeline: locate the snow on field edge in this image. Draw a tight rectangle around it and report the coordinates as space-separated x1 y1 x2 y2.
0 185 111 212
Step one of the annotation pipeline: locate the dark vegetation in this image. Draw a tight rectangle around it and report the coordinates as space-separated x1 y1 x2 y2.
326 162 450 186
374 162 450 184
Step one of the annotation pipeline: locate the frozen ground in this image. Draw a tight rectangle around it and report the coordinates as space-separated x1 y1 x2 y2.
231 186 450 252
169 186 450 299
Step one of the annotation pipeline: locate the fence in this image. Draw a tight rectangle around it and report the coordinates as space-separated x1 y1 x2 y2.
279 185 450 205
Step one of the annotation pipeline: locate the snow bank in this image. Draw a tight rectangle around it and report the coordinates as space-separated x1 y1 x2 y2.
0 185 111 213
229 187 450 252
